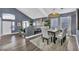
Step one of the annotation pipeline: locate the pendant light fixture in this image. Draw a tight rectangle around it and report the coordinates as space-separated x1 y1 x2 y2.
48 8 60 18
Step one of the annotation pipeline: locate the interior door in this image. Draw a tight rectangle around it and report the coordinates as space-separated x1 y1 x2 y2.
2 21 11 35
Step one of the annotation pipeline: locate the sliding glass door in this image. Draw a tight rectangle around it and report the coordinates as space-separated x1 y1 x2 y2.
60 16 71 35
71 14 76 35
50 15 76 36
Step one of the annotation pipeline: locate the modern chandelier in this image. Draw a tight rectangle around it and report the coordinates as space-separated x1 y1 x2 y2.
48 8 62 17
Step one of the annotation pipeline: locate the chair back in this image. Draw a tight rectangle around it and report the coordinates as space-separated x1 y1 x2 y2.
62 28 67 38
41 27 49 37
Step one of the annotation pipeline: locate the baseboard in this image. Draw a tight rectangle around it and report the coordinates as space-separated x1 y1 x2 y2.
25 33 42 40
1 32 19 36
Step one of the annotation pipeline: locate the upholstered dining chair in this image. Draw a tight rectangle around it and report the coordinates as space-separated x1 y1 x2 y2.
41 27 51 44
56 28 67 45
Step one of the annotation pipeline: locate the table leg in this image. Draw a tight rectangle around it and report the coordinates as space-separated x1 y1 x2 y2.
42 37 44 42
61 39 63 45
53 33 57 44
53 37 57 44
47 39 49 44
51 37 53 42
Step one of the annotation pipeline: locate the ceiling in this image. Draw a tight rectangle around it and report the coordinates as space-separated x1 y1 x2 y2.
17 8 76 19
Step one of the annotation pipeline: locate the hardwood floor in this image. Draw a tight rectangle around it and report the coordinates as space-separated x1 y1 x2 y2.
0 34 78 51
67 36 78 51
0 34 41 51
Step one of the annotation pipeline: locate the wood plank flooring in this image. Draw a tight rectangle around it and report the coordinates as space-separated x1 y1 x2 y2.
0 34 41 51
0 34 78 51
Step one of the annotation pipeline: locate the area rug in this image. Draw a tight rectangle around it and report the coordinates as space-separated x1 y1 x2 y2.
30 36 69 51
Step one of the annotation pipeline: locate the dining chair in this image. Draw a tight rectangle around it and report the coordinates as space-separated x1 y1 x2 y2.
56 28 67 45
41 27 51 44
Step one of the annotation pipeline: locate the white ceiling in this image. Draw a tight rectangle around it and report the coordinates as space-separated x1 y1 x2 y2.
17 8 76 19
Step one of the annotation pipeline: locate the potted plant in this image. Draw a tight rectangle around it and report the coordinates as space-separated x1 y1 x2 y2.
44 19 50 28
29 19 33 26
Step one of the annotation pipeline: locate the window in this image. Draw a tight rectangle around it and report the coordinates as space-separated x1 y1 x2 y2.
12 22 15 31
33 22 36 26
22 21 29 28
2 13 15 20
60 16 71 35
51 18 58 29
60 16 71 29
2 13 16 35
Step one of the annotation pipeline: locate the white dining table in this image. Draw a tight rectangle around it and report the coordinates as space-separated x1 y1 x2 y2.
47 28 59 44
47 28 59 33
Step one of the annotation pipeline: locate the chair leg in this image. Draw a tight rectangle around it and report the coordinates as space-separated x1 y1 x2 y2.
51 37 53 42
61 39 63 45
63 36 66 43
42 37 44 42
63 37 65 43
47 39 49 44
64 36 66 42
53 38 56 44
42 37 49 44
53 39 55 44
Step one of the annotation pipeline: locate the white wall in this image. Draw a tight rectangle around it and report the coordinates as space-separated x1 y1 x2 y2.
2 21 11 35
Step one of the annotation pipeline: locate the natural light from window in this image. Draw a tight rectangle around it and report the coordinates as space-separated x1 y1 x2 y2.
2 13 15 20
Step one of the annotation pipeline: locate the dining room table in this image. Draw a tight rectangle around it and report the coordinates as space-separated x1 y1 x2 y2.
47 28 59 44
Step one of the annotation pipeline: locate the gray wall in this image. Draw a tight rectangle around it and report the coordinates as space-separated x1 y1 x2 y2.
0 8 31 33
39 11 76 35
